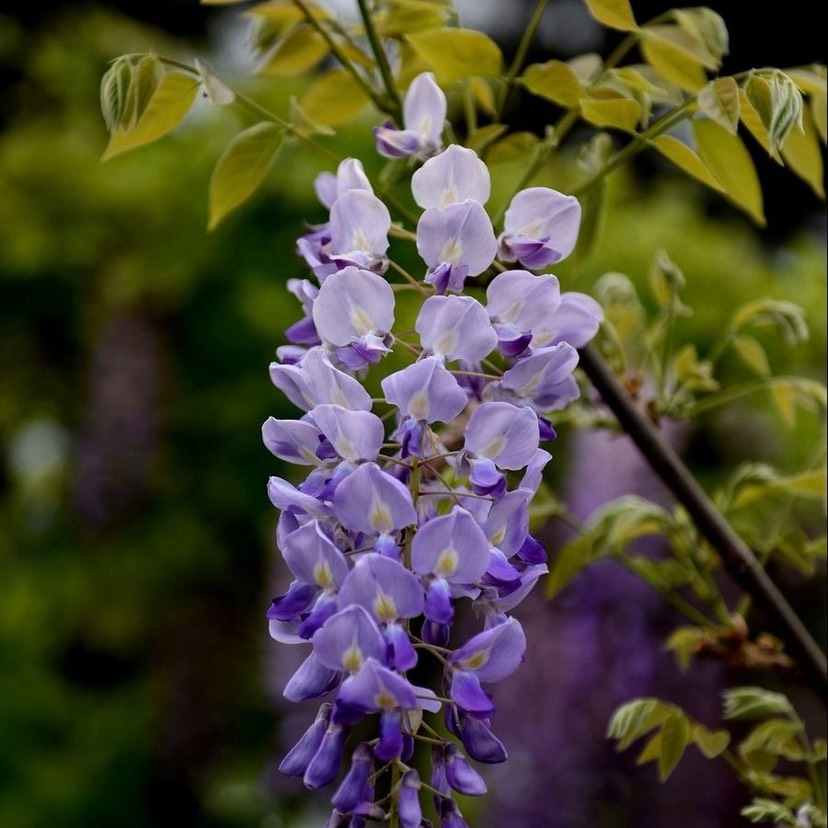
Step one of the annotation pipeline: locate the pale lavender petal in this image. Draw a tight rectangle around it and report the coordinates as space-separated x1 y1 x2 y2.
450 616 526 682
310 404 385 463
269 347 372 411
500 342 579 400
485 547 521 584
411 684 441 713
411 506 490 583
469 458 506 498
384 622 418 671
268 618 305 644
530 370 581 411
262 417 322 465
312 605 387 673
548 291 604 347
521 448 552 493
499 187 581 269
314 171 338 209
304 722 348 789
415 295 497 363
329 190 390 261
284 651 339 702
411 144 490 208
279 704 332 776
337 553 424 622
463 402 539 469
398 770 423 828
481 488 530 556
374 124 421 158
331 742 373 812
486 270 562 344
333 463 417 534
335 158 373 197
287 278 319 316
268 476 332 517
417 200 497 278
312 267 395 347
338 658 418 712
450 671 494 716
445 745 487 796
281 520 349 589
489 563 547 612
403 72 446 154
380 358 467 424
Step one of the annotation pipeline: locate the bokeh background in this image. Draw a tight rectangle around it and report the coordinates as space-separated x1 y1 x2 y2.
0 1 825 826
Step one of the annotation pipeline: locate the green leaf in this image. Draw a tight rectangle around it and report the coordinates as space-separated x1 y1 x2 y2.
607 699 673 750
745 70 804 154
697 77 740 134
100 57 135 132
545 535 599 598
521 60 584 108
258 23 329 77
722 687 794 720
579 95 642 131
471 77 496 116
103 72 200 160
640 26 714 92
673 8 729 64
378 0 451 36
740 718 806 768
650 134 724 192
625 558 693 591
405 29 503 83
301 67 371 126
466 123 509 155
665 626 704 671
658 711 691 780
487 131 539 164
732 335 771 377
288 96 335 138
741 799 796 825
731 299 808 343
775 469 828 500
568 53 604 85
811 91 827 144
208 122 285 230
582 0 638 31
738 89 774 157
692 724 730 759
781 105 825 198
693 119 765 225
771 385 797 426
672 344 719 392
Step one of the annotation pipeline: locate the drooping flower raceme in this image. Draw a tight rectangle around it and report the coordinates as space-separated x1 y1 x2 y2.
263 74 603 827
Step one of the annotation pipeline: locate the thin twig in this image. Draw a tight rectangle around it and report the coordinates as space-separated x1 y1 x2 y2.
577 342 828 698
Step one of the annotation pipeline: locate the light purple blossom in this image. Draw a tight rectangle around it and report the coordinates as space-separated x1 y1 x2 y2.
374 72 446 159
416 294 497 363
463 401 539 470
328 190 391 273
498 187 581 270
314 158 373 209
333 463 417 536
417 200 497 293
310 404 385 464
411 144 490 209
381 357 467 424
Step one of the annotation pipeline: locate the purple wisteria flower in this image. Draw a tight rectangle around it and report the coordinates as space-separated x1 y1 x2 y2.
498 186 582 270
263 78 604 826
374 72 446 159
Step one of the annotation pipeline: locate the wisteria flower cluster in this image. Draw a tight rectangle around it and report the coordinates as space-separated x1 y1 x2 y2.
264 73 602 827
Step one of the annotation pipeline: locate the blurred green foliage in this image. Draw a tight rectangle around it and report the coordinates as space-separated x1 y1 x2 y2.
0 5 824 828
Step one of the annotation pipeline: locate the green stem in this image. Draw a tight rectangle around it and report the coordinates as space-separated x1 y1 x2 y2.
686 376 811 417
463 80 478 135
494 0 549 121
356 0 403 120
291 0 386 112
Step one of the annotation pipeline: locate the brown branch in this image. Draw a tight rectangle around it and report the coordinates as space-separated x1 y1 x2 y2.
577 342 828 699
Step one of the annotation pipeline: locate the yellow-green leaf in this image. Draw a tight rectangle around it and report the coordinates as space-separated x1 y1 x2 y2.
665 626 704 671
812 92 827 144
738 89 774 157
378 0 451 37
693 725 730 759
777 469 827 500
208 122 285 230
405 29 503 83
732 334 770 376
466 123 508 155
693 118 765 225
698 77 739 134
650 134 724 192
521 60 583 108
258 24 329 77
301 68 371 126
103 72 200 160
658 712 691 781
771 384 797 426
582 0 638 31
781 105 825 198
580 96 641 131
640 26 712 92
471 77 496 115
